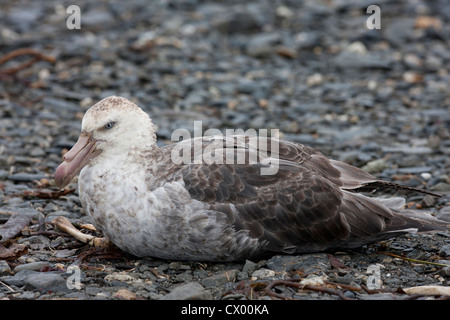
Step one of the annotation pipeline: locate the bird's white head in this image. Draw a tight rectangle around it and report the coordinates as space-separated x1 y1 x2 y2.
54 96 157 189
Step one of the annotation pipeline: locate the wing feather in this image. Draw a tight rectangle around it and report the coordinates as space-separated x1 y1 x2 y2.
178 137 356 252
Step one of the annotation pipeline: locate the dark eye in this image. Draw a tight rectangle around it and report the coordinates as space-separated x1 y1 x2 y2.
104 121 116 130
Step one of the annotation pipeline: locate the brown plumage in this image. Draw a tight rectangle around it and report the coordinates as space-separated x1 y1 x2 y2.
158 136 447 255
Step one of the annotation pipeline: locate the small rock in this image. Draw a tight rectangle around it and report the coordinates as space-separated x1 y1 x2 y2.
436 207 450 222
0 205 40 220
242 260 257 275
14 262 49 273
397 166 433 174
359 293 396 300
420 195 435 208
222 293 246 300
42 97 80 112
430 183 450 192
52 249 77 258
383 18 415 46
334 50 391 70
420 173 432 180
439 244 450 257
346 41 368 55
251 268 275 280
46 210 73 218
294 31 322 49
403 71 423 84
77 8 115 28
0 260 11 275
307 73 324 87
212 12 260 34
267 254 330 274
17 291 39 299
403 53 423 68
236 271 249 281
160 282 212 300
200 269 239 288
441 266 450 277
104 272 143 286
168 261 191 270
114 288 137 300
43 203 59 213
8 173 47 182
17 235 50 250
246 33 281 58
276 5 294 19
276 46 297 59
414 16 443 30
331 274 354 286
24 272 68 292
0 170 9 180
343 290 356 299
300 275 326 286
403 285 450 296
0 270 35 287
381 146 433 155
362 159 388 174
174 272 193 283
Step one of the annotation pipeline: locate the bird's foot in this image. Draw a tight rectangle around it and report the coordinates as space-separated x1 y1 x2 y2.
52 216 112 249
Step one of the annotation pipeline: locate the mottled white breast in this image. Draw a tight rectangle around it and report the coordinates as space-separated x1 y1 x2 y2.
78 154 263 261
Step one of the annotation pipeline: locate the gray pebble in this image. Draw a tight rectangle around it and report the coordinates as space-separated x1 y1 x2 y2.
200 269 239 288
333 51 392 70
436 207 450 223
45 210 79 223
0 260 11 275
430 182 450 192
246 33 281 58
212 11 260 34
397 167 434 174
439 244 450 257
17 291 39 299
343 290 356 299
242 260 257 275
0 205 41 218
1 270 39 287
42 97 80 112
441 266 450 277
168 261 191 270
17 235 50 250
7 173 46 182
174 272 193 283
267 254 330 274
160 282 212 300
24 272 68 292
362 159 388 174
222 293 246 300
236 271 249 281
13 262 49 273
0 170 10 180
381 146 433 155
251 268 275 279
359 293 396 300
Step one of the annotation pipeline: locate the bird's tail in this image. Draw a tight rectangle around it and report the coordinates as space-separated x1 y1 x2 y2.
376 197 449 233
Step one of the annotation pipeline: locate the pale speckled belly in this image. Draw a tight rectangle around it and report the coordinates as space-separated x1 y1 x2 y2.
78 163 265 261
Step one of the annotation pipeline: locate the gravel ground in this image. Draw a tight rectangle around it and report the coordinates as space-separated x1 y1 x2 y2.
0 0 449 301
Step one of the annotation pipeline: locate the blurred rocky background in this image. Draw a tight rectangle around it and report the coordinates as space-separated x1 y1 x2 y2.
0 0 449 300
